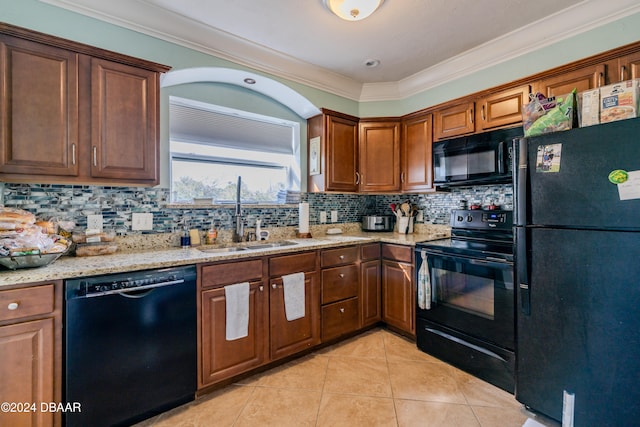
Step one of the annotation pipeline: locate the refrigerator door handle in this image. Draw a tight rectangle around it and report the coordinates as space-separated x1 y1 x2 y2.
515 138 528 227
516 227 531 315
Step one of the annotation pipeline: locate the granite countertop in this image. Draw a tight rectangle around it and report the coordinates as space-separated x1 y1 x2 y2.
0 225 450 288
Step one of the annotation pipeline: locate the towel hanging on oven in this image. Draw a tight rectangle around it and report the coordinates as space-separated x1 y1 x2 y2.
418 250 431 310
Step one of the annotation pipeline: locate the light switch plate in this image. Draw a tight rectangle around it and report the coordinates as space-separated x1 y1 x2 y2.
331 210 338 223
87 214 103 231
132 213 153 231
319 211 327 224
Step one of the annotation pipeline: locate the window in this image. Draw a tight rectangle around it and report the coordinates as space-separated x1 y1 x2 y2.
169 97 301 204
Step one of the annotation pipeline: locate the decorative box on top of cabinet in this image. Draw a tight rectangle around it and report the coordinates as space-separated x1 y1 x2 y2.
0 23 169 186
0 281 62 427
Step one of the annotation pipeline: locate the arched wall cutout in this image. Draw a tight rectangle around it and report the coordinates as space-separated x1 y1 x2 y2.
161 67 321 119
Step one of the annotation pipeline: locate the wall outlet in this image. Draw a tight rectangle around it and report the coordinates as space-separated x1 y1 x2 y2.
319 211 327 224
330 210 338 223
132 213 153 231
87 214 103 231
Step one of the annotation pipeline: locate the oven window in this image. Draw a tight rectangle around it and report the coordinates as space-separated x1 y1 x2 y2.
430 258 513 320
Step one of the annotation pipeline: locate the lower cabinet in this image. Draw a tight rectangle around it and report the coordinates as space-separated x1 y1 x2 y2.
360 243 382 328
381 244 415 336
320 246 360 342
0 282 61 427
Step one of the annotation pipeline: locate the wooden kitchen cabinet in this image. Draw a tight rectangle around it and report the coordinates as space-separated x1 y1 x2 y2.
198 259 268 388
0 282 62 427
360 243 381 328
534 64 606 97
0 23 169 186
358 119 401 192
308 109 359 193
269 251 321 360
381 244 415 336
320 245 360 341
401 113 434 192
614 51 640 82
475 85 530 132
433 101 475 140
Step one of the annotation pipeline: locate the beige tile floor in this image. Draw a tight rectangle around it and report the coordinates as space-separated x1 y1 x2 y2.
136 328 560 427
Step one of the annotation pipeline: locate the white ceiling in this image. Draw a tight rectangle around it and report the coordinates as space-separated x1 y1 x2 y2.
42 0 640 101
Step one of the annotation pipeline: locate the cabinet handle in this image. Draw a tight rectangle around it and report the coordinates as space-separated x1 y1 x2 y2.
481 105 486 121
469 109 474 124
93 146 97 166
621 65 626 82
71 144 76 165
339 308 345 313
400 172 405 183
339 273 345 278
355 172 360 185
598 72 603 87
272 283 277 289
259 285 264 292
7 302 19 310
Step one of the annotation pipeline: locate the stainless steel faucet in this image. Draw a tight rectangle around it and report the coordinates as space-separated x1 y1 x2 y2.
232 176 244 242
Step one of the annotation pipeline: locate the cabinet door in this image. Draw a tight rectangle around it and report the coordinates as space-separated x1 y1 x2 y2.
326 114 358 192
382 260 415 335
401 114 433 192
269 272 320 361
534 64 605 97
359 120 401 192
433 101 475 140
0 35 79 177
360 259 381 328
477 85 530 131
200 281 268 387
90 58 158 183
0 318 54 427
619 51 640 82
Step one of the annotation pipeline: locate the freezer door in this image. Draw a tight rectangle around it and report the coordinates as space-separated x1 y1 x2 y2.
516 228 640 425
523 119 640 229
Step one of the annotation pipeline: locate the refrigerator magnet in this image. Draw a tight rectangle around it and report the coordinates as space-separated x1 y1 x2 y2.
535 143 562 173
608 169 628 184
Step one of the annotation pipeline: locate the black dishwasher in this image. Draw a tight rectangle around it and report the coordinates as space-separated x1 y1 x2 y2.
64 265 197 427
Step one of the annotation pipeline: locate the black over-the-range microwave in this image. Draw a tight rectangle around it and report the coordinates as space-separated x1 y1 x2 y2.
433 126 523 187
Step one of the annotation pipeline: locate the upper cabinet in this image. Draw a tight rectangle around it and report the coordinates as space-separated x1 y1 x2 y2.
358 119 401 193
614 51 640 82
0 23 169 186
308 109 359 193
433 101 475 140
475 85 531 132
533 64 605 97
401 113 434 192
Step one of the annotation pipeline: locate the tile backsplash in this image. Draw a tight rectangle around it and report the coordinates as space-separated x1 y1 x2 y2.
1 183 512 235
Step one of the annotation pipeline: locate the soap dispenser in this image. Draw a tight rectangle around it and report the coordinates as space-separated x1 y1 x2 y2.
255 219 269 241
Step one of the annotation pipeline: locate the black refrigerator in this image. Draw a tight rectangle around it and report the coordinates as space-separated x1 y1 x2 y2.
514 118 640 426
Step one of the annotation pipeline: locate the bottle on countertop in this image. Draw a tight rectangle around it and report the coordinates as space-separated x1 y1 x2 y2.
205 223 218 245
180 227 191 248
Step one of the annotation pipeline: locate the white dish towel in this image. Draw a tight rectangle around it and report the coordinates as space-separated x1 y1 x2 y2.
225 282 249 341
282 272 305 321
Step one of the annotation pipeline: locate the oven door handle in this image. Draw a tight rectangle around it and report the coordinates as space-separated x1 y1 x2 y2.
425 327 507 363
422 249 512 268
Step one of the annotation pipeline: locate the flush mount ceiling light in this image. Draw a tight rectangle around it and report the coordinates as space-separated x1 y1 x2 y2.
323 0 385 21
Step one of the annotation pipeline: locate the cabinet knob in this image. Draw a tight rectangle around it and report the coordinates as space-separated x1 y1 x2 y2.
272 284 277 289
7 302 19 311
259 285 264 292
339 255 344 260
339 308 345 313
339 273 345 278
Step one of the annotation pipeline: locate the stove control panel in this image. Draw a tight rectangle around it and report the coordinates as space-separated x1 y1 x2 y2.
450 209 512 230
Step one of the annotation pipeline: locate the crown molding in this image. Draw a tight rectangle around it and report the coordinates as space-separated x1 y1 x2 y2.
40 0 640 103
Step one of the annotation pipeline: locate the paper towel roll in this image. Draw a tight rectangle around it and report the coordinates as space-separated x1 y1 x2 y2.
298 202 309 233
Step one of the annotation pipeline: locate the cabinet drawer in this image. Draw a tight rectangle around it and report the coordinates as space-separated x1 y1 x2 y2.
0 284 54 322
269 251 317 277
200 259 263 288
321 265 359 304
360 243 380 261
321 246 359 267
381 244 413 263
321 297 359 342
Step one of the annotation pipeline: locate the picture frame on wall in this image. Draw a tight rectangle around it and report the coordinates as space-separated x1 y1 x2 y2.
309 136 320 175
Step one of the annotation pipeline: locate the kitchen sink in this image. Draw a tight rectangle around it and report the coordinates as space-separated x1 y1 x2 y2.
245 240 298 249
198 246 249 253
